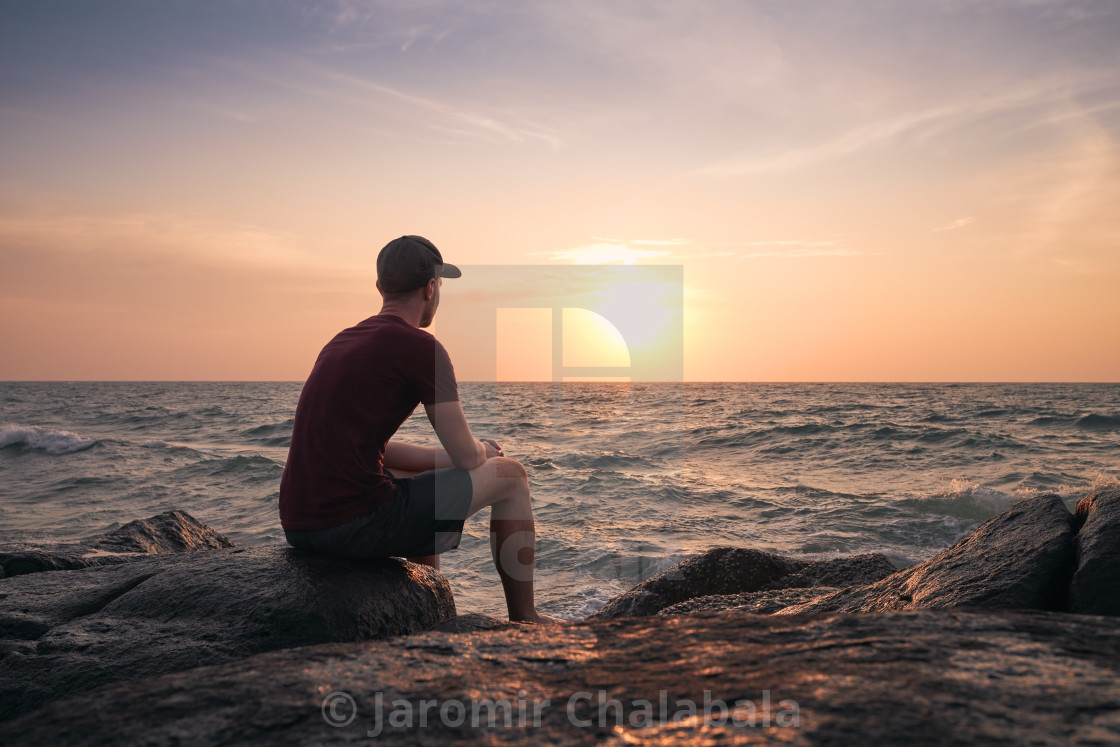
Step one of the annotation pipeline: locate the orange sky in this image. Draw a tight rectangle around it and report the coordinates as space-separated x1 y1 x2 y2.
2 1 1118 381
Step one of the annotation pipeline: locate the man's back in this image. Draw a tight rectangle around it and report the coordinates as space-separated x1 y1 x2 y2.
278 313 457 531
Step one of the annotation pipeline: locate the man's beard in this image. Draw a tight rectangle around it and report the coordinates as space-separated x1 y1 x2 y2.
419 301 437 327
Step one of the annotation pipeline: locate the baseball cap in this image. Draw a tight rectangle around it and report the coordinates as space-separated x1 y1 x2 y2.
376 235 462 293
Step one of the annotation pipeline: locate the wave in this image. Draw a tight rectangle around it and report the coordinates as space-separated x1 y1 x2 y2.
242 421 294 447
558 452 659 470
1028 415 1072 426
0 425 101 455
206 455 284 476
1076 413 1120 430
1028 412 1120 430
899 480 1018 520
696 423 838 447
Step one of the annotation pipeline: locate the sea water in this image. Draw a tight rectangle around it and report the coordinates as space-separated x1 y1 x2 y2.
2 382 1118 618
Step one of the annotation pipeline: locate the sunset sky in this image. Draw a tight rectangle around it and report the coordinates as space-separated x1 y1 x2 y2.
2 0 1118 381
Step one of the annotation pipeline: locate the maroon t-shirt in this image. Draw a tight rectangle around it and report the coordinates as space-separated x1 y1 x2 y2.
278 314 459 530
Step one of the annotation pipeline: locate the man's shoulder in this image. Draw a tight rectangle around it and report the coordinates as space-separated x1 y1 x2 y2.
354 315 448 356
346 314 424 340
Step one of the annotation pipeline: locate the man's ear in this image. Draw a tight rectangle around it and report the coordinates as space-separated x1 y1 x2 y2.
425 277 437 300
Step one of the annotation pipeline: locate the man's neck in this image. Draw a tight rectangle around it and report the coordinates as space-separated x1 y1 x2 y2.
378 302 423 328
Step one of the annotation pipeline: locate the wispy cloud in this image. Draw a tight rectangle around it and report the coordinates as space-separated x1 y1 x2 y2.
934 217 975 232
209 50 565 149
696 76 1114 177
737 248 871 259
628 238 693 246
713 238 874 259
535 237 874 263
738 239 844 247
324 72 564 149
0 209 354 274
533 240 674 265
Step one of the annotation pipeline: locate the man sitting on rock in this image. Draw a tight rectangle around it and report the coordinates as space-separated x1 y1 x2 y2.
279 235 560 624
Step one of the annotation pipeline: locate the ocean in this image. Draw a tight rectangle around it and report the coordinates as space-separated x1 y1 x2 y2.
2 382 1118 619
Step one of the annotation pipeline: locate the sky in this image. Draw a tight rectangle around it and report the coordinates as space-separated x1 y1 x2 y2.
1 0 1118 381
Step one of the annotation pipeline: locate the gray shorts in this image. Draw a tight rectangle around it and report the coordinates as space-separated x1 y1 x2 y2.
283 468 474 559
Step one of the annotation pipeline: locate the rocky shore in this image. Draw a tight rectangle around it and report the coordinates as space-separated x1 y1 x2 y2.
1 490 1118 745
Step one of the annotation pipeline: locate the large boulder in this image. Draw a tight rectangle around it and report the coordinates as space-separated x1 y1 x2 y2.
593 550 896 620
1069 488 1120 616
764 552 897 589
0 545 455 721
0 511 234 578
589 548 802 619
1 609 1117 745
779 494 1077 616
658 587 839 616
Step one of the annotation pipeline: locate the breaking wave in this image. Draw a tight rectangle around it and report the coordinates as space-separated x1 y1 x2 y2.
0 425 101 455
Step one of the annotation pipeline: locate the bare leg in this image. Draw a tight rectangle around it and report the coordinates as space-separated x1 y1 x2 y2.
468 457 562 624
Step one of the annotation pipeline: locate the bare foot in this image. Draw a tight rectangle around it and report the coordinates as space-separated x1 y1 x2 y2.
511 613 568 625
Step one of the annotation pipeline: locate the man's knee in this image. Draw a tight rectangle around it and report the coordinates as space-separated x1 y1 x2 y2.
494 456 527 480
490 457 529 506
469 456 529 513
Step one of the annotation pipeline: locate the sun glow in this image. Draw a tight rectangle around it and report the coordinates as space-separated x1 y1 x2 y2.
562 308 630 368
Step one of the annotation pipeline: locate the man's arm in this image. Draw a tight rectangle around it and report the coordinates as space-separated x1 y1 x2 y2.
383 440 453 473
425 400 489 471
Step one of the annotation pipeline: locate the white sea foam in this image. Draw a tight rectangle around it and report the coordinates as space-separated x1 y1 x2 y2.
948 478 1016 506
1060 471 1120 495
0 424 100 455
908 478 1018 518
565 592 615 619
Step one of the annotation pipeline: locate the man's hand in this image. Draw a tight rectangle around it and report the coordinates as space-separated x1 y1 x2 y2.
480 438 504 459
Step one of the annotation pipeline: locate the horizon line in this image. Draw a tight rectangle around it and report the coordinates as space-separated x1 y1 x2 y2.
2 380 1118 385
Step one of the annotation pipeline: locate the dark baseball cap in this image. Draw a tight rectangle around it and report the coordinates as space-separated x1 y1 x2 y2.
376 235 462 293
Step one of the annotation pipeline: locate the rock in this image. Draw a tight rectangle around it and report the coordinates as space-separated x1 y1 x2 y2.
431 613 519 633
0 545 455 721
1069 488 1120 616
778 494 1077 616
594 550 897 620
590 548 803 619
1 609 1117 745
91 510 235 554
0 511 234 578
764 553 896 590
658 587 839 616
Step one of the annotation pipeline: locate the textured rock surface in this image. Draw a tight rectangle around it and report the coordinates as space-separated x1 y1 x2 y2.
778 494 1077 616
431 613 518 633
589 548 803 619
592 549 896 620
658 587 838 616
1 609 1117 745
767 553 896 590
1069 488 1120 616
0 511 233 578
0 546 455 721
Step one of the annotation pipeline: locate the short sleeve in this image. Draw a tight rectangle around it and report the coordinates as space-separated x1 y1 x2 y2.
417 337 459 405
